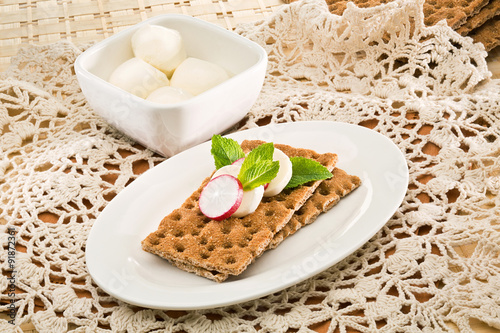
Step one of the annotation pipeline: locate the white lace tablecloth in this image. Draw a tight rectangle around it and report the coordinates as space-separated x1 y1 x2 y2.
1 0 500 332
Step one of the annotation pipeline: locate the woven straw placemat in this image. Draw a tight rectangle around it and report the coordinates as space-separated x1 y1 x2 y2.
0 0 284 72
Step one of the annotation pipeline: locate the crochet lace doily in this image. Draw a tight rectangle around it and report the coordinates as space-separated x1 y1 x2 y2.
1 0 500 331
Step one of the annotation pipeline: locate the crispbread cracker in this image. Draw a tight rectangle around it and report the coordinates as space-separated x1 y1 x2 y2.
456 0 500 35
286 0 491 30
166 258 230 282
161 167 361 282
268 167 362 249
141 141 337 277
421 0 490 29
467 15 500 50
308 0 500 51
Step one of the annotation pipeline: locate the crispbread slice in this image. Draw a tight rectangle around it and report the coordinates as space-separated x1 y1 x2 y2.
421 0 490 29
141 141 337 276
467 15 500 50
164 258 230 282
268 167 362 249
161 167 362 282
288 0 491 30
291 0 500 50
456 0 500 35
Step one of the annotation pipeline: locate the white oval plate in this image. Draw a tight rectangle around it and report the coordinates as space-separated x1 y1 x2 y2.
85 121 408 310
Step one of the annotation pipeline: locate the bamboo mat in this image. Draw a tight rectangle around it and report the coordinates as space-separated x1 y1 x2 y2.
0 0 284 72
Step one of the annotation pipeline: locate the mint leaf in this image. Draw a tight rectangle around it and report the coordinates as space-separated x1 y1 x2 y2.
285 156 333 188
240 142 274 167
238 142 279 191
239 160 279 191
210 135 245 169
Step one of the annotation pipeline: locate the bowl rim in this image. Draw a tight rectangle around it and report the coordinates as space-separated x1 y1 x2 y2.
74 13 268 109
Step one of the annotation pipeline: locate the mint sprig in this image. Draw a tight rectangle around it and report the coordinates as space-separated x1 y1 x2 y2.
210 136 279 191
210 135 245 169
210 135 333 193
285 156 333 188
238 143 279 191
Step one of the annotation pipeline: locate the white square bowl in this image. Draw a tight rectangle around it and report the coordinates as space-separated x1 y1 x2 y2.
75 14 267 157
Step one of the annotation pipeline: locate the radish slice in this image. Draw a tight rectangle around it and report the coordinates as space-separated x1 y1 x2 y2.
211 163 264 217
264 148 293 197
199 175 243 221
231 158 245 167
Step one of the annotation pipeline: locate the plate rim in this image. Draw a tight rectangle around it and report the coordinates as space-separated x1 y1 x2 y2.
85 120 409 310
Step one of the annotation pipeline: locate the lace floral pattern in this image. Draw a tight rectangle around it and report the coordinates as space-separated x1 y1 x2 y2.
1 0 500 331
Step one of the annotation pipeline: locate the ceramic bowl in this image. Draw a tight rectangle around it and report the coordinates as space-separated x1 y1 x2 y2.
75 14 267 157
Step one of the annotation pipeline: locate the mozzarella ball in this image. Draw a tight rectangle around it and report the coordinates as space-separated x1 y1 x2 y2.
146 86 193 104
170 57 230 96
131 24 187 77
108 57 169 99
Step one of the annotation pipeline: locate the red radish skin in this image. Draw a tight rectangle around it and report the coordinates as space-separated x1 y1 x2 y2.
232 158 245 166
199 175 243 221
211 163 265 217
